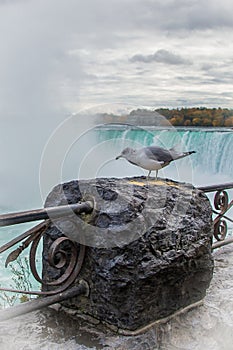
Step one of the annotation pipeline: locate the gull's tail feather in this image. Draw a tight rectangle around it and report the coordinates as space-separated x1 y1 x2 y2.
172 150 196 161
185 151 196 155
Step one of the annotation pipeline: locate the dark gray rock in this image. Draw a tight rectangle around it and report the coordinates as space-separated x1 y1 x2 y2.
42 177 214 332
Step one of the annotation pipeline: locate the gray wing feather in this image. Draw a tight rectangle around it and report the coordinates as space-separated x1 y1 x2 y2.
143 146 174 163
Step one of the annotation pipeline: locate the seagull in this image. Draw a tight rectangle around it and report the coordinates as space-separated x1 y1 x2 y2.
116 145 196 179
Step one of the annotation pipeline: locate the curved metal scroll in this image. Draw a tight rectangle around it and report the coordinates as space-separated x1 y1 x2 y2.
214 190 229 213
0 220 86 295
213 190 232 241
213 219 227 241
30 235 85 295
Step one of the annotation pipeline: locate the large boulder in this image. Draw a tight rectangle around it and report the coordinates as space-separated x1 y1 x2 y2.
42 177 214 333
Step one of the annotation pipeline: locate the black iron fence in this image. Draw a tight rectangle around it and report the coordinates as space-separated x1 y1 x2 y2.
0 184 232 298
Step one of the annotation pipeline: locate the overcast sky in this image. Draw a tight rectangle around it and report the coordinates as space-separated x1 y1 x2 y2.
0 0 233 208
0 0 233 119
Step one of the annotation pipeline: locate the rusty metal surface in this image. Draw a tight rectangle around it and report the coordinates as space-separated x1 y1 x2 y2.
198 185 233 249
0 203 90 296
198 182 233 193
0 284 88 322
212 190 233 242
0 201 93 227
0 221 86 295
0 184 233 297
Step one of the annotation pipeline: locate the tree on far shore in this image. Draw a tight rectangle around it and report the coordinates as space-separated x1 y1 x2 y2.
156 107 233 127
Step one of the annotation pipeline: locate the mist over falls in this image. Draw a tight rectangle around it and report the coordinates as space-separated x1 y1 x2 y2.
0 124 232 210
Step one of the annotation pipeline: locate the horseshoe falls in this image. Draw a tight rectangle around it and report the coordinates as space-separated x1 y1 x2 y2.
97 127 233 186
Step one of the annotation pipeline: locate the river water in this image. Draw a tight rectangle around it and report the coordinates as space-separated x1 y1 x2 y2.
0 125 233 349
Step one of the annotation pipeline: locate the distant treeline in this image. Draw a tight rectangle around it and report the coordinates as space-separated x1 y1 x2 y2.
155 107 233 127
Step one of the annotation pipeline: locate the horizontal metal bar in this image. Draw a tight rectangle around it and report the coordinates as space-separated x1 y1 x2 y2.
0 283 87 322
212 236 233 250
0 201 93 227
0 221 49 254
197 182 233 193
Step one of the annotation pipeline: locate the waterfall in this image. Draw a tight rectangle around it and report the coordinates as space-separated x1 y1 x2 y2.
152 129 233 177
97 126 233 184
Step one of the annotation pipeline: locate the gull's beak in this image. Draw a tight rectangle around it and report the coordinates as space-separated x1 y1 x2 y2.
115 154 122 160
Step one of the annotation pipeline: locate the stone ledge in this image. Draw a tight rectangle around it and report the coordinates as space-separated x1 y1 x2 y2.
42 177 214 331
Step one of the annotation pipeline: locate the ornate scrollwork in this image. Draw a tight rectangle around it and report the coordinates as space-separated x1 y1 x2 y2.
212 189 233 242
214 190 229 213
0 220 85 295
213 219 227 241
30 234 85 295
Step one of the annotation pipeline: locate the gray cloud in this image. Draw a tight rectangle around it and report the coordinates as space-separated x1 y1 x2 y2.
130 49 192 65
0 0 233 209
139 0 233 31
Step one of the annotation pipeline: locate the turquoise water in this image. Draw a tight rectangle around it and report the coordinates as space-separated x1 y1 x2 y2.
1 126 233 277
1 126 232 274
96 126 233 183
0 126 233 349
0 221 42 300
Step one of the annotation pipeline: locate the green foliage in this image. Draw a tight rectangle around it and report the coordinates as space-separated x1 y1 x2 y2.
0 289 17 308
10 256 33 292
0 256 34 308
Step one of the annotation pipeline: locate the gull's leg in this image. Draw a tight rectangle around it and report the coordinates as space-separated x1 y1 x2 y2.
147 170 151 180
155 169 158 180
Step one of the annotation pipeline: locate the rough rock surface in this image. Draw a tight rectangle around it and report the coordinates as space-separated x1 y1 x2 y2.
42 177 214 332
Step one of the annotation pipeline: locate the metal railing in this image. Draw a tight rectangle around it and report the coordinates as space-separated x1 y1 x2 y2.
198 182 233 249
0 183 232 300
0 201 93 296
